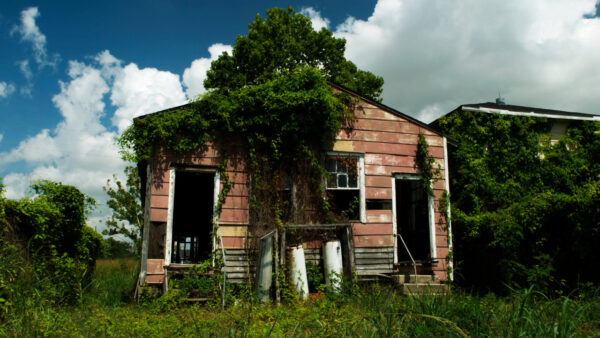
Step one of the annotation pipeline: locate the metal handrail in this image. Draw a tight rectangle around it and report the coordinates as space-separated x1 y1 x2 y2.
396 233 419 285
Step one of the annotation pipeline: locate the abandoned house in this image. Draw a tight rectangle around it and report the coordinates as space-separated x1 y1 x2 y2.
137 84 455 297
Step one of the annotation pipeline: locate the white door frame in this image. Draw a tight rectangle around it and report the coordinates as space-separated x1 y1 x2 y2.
391 173 436 264
164 167 220 265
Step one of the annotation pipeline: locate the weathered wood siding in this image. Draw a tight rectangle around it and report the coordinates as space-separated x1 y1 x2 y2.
336 101 450 281
142 97 451 284
149 144 249 253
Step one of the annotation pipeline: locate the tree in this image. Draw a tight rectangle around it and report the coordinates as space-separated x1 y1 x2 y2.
205 7 384 102
103 166 142 253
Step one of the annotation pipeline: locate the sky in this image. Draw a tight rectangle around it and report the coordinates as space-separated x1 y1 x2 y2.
1 0 599 231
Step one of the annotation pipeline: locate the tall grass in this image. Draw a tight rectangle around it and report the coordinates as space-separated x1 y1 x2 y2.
2 258 599 336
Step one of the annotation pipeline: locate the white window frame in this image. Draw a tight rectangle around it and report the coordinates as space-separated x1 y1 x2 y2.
164 167 220 266
391 173 436 264
325 152 366 223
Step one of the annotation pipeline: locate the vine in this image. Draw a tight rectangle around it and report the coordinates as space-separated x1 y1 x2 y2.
415 133 441 196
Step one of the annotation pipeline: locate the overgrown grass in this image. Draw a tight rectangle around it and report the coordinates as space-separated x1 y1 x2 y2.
2 258 599 337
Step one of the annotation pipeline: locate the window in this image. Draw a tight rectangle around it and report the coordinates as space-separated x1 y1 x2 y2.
326 154 365 222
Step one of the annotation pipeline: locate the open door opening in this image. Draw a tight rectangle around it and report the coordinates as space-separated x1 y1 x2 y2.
171 171 215 264
395 178 431 262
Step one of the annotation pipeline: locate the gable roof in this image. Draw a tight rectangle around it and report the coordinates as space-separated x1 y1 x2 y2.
134 83 457 144
434 102 600 123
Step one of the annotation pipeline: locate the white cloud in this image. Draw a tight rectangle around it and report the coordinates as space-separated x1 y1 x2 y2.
1 54 124 202
3 173 29 200
182 43 233 99
301 7 330 31
0 134 3 143
17 59 32 80
11 7 59 69
334 0 600 121
0 81 15 98
111 63 188 132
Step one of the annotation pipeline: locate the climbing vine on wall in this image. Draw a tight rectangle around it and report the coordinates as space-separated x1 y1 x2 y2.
415 133 441 196
119 8 383 242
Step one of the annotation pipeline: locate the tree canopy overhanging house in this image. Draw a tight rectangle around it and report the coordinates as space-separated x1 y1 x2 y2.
119 7 455 298
431 99 600 293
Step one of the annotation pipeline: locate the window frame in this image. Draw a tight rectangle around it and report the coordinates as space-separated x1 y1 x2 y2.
325 152 366 223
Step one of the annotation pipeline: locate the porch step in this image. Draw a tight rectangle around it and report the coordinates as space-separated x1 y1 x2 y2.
401 283 449 296
392 274 440 284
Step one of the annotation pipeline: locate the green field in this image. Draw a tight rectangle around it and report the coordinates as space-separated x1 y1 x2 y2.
2 258 599 337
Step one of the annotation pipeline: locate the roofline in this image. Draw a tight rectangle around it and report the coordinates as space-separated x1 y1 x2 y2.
327 82 458 145
133 103 192 122
132 83 458 145
460 105 600 121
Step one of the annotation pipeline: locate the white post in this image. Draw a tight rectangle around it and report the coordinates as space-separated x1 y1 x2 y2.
443 136 454 281
287 245 309 299
323 240 343 293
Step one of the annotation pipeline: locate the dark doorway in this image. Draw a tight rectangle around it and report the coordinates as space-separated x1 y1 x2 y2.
172 170 215 264
395 178 431 262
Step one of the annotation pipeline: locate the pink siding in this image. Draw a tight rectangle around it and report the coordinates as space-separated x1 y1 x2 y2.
143 96 451 281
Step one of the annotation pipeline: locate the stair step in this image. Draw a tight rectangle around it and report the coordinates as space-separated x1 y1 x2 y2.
401 283 449 296
392 274 440 285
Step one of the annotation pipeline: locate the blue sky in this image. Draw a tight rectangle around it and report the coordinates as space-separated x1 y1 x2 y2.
1 0 599 230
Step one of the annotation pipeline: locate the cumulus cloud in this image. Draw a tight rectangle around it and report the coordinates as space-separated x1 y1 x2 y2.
111 63 188 132
301 7 330 31
0 82 15 98
334 0 600 122
11 7 59 69
182 43 233 99
0 53 123 202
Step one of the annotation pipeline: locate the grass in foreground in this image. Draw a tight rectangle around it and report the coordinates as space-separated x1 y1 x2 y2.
1 258 599 337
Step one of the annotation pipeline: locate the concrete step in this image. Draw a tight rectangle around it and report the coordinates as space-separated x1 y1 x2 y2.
392 274 440 285
401 283 449 296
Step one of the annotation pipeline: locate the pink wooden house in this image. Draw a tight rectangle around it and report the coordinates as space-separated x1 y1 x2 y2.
137 84 454 292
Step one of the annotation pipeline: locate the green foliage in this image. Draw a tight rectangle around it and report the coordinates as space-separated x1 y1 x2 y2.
120 7 385 230
205 7 384 102
416 133 441 196
437 111 600 293
0 180 103 306
103 165 142 253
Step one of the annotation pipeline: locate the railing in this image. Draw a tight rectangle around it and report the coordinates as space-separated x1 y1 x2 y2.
396 233 419 285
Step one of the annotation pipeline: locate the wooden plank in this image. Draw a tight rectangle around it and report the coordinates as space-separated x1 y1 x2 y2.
353 141 444 158
355 264 394 270
365 175 393 188
366 164 418 176
356 269 394 275
355 252 394 259
219 208 249 224
352 223 393 235
152 182 169 196
332 140 355 152
353 235 394 247
356 258 394 265
221 196 249 210
356 107 405 121
219 226 248 237
366 210 393 223
218 237 245 248
146 259 165 274
150 195 169 209
354 247 394 253
365 187 392 199
365 153 415 167
150 207 168 223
